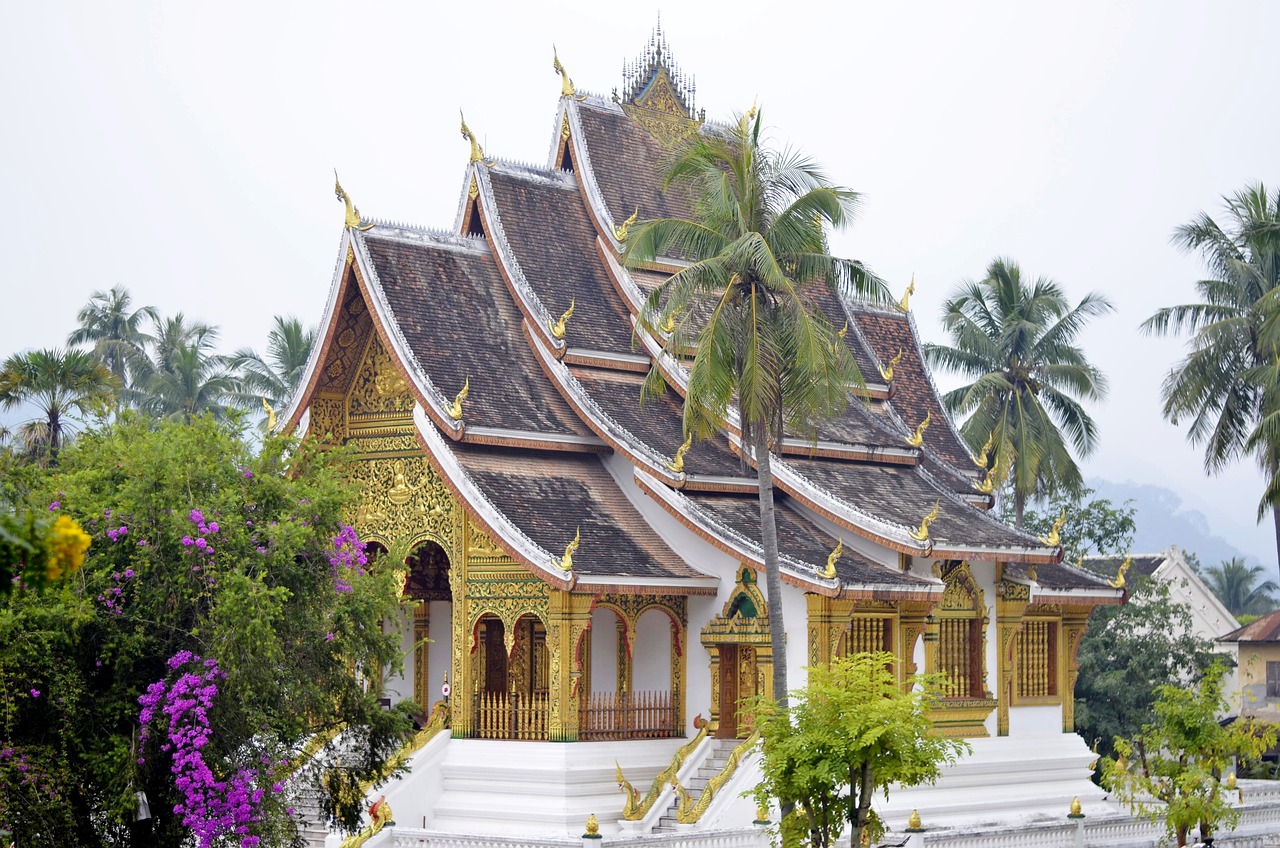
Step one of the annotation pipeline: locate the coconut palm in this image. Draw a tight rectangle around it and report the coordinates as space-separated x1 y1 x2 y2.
66 285 158 387
923 259 1113 527
228 316 317 411
1201 557 1278 617
142 342 240 422
1142 185 1280 558
0 348 118 463
622 108 886 707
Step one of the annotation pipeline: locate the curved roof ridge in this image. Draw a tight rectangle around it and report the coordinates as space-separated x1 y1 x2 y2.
363 223 488 251
488 159 574 187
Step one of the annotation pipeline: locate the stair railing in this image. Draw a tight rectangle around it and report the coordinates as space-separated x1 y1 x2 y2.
673 731 760 825
617 718 710 822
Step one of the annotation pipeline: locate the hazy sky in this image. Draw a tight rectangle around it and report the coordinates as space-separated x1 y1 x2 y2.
3 2 1277 565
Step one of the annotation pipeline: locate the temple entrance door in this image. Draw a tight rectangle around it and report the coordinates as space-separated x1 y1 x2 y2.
717 644 739 739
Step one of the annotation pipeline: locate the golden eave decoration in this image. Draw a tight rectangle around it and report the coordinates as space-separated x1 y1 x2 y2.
906 410 931 448
823 538 843 579
898 275 916 312
1038 507 1066 547
557 526 581 572
613 206 639 242
1107 555 1132 589
334 171 375 232
908 500 940 543
666 433 693 473
877 348 904 382
553 46 576 98
973 431 995 468
459 111 485 164
445 377 469 421
261 397 277 431
549 298 575 341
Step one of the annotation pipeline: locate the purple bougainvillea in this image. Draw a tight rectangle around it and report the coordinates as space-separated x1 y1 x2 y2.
329 525 367 594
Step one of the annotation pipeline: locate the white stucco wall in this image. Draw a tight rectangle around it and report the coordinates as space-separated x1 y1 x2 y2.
633 608 672 691
589 606 620 694
427 600 452 711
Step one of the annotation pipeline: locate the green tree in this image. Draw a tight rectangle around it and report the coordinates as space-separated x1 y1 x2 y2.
1074 578 1219 760
1200 556 1278 616
1103 662 1275 847
751 653 967 848
924 259 1113 527
66 285 158 388
622 108 885 707
1010 484 1136 563
229 315 317 413
0 415 411 847
140 342 240 422
0 348 118 464
1142 185 1280 561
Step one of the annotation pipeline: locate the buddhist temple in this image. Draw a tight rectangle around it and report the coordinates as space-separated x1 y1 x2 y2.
283 26 1124 845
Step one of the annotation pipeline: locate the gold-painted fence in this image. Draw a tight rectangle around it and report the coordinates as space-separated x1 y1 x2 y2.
939 619 973 697
473 691 549 740
579 690 677 741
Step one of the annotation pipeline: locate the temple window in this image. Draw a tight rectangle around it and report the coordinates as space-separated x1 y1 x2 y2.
1015 618 1059 701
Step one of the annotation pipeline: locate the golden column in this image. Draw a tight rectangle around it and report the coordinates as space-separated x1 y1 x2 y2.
896 601 935 686
547 589 594 741
995 578 1030 737
1060 607 1092 733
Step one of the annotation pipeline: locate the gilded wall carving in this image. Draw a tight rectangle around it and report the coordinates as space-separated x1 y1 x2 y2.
309 395 346 443
349 334 416 419
349 455 457 551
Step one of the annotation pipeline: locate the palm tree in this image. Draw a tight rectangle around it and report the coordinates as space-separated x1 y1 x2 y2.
127 313 222 408
622 108 886 708
228 316 317 411
66 285 158 387
923 259 1113 527
1142 185 1280 560
0 348 118 463
142 342 240 422
1201 557 1278 616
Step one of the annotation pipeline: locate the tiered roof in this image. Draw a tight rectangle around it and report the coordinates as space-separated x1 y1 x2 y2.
286 35 1120 604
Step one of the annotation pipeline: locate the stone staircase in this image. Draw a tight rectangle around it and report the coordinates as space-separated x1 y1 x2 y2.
653 737 740 833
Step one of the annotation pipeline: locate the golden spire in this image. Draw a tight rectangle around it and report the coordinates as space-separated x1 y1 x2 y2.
908 500 940 543
898 275 916 312
262 397 277 431
334 170 374 231
906 410 931 448
558 527 581 572
823 538 843 579
553 46 576 97
666 433 693 473
877 348 904 382
446 377 469 421
549 298 575 341
613 206 639 242
1038 507 1066 547
459 111 485 164
1107 555 1132 589
973 431 995 468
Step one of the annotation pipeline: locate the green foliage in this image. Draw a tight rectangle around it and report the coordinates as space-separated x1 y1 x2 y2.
1200 556 1278 616
751 654 967 848
0 347 119 463
0 415 412 847
1103 662 1276 847
229 315 317 413
1007 485 1136 562
1074 578 1219 760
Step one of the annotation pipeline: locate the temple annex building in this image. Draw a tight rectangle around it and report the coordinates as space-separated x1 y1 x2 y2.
282 29 1126 845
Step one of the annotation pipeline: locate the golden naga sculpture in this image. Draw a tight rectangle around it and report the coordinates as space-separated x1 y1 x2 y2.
459 111 485 164
1038 507 1066 547
660 307 682 335
1027 563 1038 582
261 397 277 431
339 796 394 848
974 464 999 495
908 500 941 543
898 275 916 312
906 410 932 448
549 298 575 341
1107 555 1132 589
823 538 843 579
671 776 694 822
552 46 576 97
334 171 375 231
446 377 469 421
558 526 580 572
616 762 642 819
877 348 904 382
973 431 995 468
613 206 639 242
666 433 693 473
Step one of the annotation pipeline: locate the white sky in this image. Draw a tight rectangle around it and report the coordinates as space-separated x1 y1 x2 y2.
2 1 1277 566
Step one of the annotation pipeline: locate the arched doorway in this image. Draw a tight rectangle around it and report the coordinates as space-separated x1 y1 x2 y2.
471 612 550 739
701 568 773 739
404 540 453 718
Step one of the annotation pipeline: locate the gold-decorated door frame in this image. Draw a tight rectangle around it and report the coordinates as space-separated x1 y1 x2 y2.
701 568 774 738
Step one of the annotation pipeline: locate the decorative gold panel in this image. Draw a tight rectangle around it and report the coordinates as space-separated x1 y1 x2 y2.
348 455 457 551
348 334 415 420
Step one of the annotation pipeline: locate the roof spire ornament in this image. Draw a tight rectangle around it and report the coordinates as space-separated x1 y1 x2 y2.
459 111 485 164
1038 507 1066 547
613 207 639 242
898 275 916 312
261 397 277 431
557 527 581 572
1107 555 1132 589
973 431 995 468
908 500 941 543
877 348 904 382
823 538 843 579
334 170 375 231
906 410 932 448
549 298 575 341
666 433 693 473
446 377 469 421
552 45 576 98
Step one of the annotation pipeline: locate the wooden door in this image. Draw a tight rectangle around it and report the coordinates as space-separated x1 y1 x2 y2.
717 645 738 739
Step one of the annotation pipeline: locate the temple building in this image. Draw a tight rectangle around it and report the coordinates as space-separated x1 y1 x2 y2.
283 28 1123 844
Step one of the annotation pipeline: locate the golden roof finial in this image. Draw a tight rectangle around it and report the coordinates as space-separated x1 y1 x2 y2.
838 320 849 340
823 538 843 579
877 348 904 382
262 397 277 431
974 431 995 468
898 275 916 312
660 307 682 336
613 206 639 242
1038 507 1066 547
745 98 758 123
459 111 485 164
906 410 931 448
666 433 693 473
445 377 469 421
558 527 581 572
1107 555 1132 589
553 45 576 98
908 500 941 543
975 466 997 495
334 170 374 231
549 298 575 341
